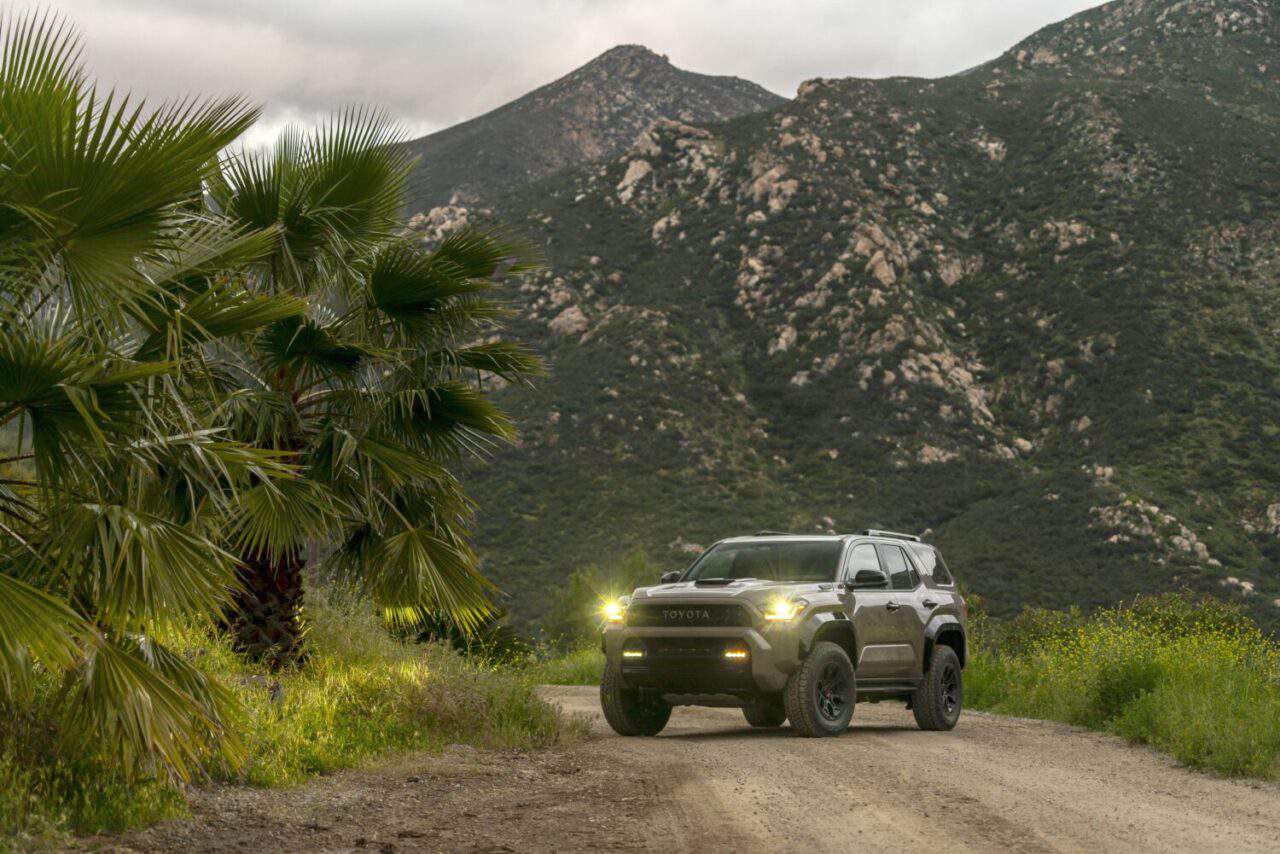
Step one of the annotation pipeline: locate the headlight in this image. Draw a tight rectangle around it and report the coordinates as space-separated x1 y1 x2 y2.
764 598 806 622
601 598 628 623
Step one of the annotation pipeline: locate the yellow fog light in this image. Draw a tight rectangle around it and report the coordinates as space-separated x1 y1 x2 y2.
622 649 645 659
764 598 805 622
602 599 627 623
724 646 750 661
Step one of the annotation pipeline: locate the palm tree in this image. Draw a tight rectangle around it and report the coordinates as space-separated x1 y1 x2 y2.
0 11 312 775
208 111 541 667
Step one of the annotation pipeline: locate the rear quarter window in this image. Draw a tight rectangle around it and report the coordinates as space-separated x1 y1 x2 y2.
910 544 955 586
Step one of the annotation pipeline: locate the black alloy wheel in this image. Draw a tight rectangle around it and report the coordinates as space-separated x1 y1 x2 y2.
815 661 851 722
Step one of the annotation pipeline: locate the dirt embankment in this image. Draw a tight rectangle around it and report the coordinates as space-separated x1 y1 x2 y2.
98 686 1280 853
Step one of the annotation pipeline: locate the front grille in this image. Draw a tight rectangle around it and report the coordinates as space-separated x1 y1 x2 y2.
626 602 753 628
644 637 737 657
621 636 754 694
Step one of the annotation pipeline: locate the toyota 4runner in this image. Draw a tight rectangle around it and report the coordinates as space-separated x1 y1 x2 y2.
599 530 966 737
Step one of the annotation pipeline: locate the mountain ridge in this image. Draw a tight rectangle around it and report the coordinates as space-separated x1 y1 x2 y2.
406 0 1280 631
399 44 785 212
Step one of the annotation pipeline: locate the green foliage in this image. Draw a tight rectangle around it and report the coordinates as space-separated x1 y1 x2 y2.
543 550 659 647
0 588 583 844
207 110 542 657
522 639 606 686
0 10 303 779
968 593 1280 780
0 6 539 787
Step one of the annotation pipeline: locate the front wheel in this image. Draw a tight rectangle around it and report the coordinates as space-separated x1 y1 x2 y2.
600 664 671 736
783 641 855 737
912 645 963 731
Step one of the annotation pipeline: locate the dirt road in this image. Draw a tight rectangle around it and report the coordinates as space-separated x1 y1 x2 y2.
102 685 1280 853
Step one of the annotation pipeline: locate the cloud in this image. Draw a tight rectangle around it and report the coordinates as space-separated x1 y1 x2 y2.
50 0 1101 146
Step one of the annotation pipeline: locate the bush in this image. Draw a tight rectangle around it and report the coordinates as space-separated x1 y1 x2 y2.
1 589 585 845
543 550 659 648
523 640 606 686
967 592 1280 780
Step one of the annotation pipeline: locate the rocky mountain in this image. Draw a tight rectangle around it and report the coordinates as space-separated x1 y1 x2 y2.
399 45 785 212
408 0 1280 631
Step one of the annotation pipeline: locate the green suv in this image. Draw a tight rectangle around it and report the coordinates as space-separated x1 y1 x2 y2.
599 531 966 737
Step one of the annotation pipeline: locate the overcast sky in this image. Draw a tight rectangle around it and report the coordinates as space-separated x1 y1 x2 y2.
52 0 1102 147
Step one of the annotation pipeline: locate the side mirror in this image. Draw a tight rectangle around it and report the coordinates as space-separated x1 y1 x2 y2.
851 568 888 590
659 571 682 584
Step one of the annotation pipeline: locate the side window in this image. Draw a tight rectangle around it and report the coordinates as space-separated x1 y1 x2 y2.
876 544 917 590
911 544 954 585
931 552 954 585
844 543 881 581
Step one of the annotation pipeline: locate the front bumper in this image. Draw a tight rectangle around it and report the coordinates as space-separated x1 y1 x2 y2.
603 624 801 695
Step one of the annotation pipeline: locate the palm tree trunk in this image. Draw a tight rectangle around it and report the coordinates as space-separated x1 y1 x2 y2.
224 547 307 670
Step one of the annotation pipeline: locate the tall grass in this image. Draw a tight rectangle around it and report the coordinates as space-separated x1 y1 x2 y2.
967 593 1280 780
523 639 606 686
1 590 584 846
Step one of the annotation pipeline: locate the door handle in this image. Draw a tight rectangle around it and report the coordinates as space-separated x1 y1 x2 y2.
922 599 939 609
885 602 901 611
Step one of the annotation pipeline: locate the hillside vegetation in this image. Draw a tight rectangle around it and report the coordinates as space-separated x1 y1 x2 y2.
402 0 1280 631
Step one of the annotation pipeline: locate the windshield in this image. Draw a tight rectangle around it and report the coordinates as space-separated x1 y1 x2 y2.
684 540 842 583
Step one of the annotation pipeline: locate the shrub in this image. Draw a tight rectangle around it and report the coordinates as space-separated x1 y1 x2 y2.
967 592 1280 780
524 640 606 686
543 550 658 648
1 589 584 845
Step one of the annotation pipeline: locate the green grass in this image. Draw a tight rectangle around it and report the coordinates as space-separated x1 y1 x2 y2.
967 593 1280 780
523 640 606 686
0 590 585 847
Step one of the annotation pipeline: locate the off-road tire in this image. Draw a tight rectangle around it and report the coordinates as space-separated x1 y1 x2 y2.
783 641 856 737
912 645 963 731
742 693 787 728
600 664 671 736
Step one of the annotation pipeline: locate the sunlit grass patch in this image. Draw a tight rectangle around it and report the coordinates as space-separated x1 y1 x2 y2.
1 590 583 845
967 593 1280 780
523 640 606 686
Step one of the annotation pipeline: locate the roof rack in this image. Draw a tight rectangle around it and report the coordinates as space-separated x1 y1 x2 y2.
863 529 922 542
754 530 796 536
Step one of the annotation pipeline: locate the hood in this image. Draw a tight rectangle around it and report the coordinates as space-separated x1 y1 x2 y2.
630 579 830 606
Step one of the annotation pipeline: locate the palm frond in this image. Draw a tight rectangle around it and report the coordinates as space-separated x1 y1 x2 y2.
365 231 535 340
0 316 174 479
0 9 259 325
254 315 375 384
56 502 238 630
341 522 496 634
307 424 449 492
133 281 306 361
62 633 222 779
136 636 245 769
0 9 83 101
380 382 517 457
0 571 83 696
413 341 543 384
301 106 412 251
226 478 343 563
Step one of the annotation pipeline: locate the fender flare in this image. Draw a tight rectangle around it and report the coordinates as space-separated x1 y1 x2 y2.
923 615 966 667
798 610 858 660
